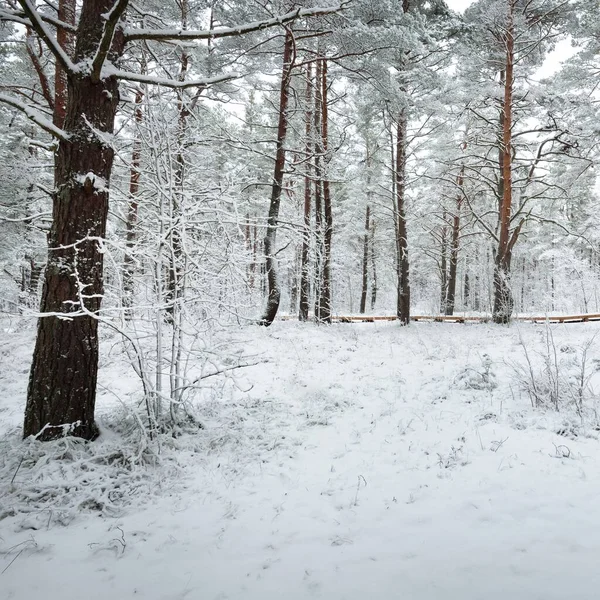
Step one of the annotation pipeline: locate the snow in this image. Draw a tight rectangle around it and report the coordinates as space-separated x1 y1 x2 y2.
2 319 600 599
76 172 107 192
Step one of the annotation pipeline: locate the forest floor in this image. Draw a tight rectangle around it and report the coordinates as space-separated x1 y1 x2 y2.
2 318 600 599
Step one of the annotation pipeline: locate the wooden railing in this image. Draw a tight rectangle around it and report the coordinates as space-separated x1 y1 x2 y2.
281 314 600 324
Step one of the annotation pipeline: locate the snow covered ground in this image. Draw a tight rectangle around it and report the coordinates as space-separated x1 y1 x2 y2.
2 319 600 599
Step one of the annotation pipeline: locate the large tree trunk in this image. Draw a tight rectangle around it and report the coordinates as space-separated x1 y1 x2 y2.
260 29 294 326
493 0 515 324
24 0 125 440
299 62 312 322
395 110 410 325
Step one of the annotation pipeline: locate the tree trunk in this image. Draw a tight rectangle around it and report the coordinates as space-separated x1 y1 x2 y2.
360 204 370 314
24 0 125 440
395 110 410 324
122 83 144 319
290 246 300 313
445 164 465 316
299 62 312 322
318 59 332 323
492 0 515 324
165 0 189 323
370 219 377 310
251 223 257 289
313 58 324 321
440 211 448 313
260 29 294 326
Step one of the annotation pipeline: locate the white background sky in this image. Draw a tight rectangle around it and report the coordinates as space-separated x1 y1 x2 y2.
446 0 475 12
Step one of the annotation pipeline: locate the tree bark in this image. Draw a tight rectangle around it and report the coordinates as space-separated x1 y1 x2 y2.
54 0 76 129
260 29 294 326
24 0 126 440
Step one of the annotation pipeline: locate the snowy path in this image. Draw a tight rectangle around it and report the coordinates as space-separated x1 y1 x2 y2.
2 322 600 599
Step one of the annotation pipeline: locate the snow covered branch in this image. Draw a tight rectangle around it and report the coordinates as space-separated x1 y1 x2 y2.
0 93 69 140
0 8 78 32
107 68 239 89
123 4 342 43
91 0 130 81
17 0 76 74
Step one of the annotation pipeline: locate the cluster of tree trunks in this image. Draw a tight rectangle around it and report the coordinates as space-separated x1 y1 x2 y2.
260 34 334 326
440 155 465 316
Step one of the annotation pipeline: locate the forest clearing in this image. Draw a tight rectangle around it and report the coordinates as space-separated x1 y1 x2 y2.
3 320 600 599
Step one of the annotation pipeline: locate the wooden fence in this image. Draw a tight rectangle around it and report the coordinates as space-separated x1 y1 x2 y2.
281 314 600 324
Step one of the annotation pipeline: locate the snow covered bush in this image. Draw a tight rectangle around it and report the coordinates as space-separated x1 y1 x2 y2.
512 327 598 418
455 353 497 391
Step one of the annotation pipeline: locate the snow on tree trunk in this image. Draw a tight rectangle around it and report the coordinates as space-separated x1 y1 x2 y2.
370 218 377 311
299 62 313 322
122 84 144 319
440 211 448 313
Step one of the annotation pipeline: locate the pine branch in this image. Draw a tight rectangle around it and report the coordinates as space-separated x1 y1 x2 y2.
0 93 69 140
124 4 342 43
